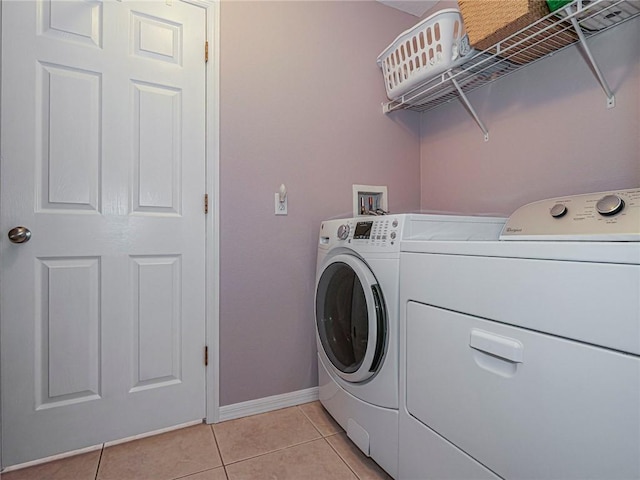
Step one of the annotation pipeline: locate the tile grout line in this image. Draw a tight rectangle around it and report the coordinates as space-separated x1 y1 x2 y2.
214 404 324 468
219 435 325 468
297 402 345 439
171 466 225 480
209 424 230 480
297 403 360 477
296 404 326 438
169 425 227 480
94 444 105 480
323 435 363 480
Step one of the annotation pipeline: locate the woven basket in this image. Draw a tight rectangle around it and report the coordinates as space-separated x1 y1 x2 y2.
458 0 577 64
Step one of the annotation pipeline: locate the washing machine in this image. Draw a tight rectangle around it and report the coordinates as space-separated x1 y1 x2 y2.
398 188 640 479
315 213 506 478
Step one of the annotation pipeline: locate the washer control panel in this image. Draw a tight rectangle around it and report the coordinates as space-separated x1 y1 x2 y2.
346 217 399 246
501 188 640 241
325 216 403 249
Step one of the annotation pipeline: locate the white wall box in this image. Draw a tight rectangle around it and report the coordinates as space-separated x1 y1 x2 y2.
352 184 388 216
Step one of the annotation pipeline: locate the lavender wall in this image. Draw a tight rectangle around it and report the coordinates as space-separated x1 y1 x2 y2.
420 17 640 216
219 1 421 406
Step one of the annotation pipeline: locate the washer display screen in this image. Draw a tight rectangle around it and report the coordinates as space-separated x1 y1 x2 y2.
353 221 373 239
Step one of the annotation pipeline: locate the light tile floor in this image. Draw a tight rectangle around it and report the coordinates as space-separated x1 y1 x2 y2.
2 401 392 480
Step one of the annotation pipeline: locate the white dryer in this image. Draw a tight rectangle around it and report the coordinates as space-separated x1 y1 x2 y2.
315 213 506 478
398 188 640 479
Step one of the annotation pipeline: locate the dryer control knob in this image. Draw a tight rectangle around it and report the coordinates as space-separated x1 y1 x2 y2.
337 224 350 240
596 195 624 216
550 203 567 218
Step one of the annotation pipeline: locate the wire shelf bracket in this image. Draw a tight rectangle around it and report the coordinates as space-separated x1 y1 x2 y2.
447 71 489 142
566 5 616 108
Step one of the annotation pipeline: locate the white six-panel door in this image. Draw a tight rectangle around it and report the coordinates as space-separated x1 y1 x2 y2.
1 0 207 466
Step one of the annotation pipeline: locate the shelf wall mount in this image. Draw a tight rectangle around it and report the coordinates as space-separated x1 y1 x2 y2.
447 71 489 142
566 5 616 109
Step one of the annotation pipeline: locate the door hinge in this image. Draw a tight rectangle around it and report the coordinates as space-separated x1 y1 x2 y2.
204 193 209 214
205 41 209 63
204 346 209 366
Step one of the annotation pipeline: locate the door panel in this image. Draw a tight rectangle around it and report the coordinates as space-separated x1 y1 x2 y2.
133 82 182 214
40 1 103 47
1 0 207 467
130 255 182 391
36 256 102 408
38 63 102 211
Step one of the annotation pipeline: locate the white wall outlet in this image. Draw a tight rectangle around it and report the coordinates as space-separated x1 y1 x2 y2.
275 193 288 215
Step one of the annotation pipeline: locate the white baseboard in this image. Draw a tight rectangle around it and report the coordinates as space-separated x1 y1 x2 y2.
218 387 319 422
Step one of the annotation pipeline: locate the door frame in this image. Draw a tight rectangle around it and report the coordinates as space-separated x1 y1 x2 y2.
198 0 221 425
1 2 3 469
0 0 3 464
0 0 222 463
157 0 222 425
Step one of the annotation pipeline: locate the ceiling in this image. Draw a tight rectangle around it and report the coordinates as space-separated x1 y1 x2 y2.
376 0 441 17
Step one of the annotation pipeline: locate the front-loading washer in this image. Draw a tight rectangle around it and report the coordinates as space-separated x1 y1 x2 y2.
315 213 506 478
398 188 640 479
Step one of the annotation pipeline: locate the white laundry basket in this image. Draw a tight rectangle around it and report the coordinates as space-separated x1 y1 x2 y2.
377 8 471 100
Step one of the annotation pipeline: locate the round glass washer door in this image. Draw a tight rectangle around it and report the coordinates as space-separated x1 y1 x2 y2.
315 254 387 384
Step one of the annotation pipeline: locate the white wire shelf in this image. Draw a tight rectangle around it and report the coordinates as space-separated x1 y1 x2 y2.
381 0 640 122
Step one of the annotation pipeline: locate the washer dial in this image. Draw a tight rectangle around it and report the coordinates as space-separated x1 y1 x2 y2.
337 224 350 240
550 204 567 218
595 195 625 216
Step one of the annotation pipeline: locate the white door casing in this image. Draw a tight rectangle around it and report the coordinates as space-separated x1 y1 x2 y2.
0 0 216 467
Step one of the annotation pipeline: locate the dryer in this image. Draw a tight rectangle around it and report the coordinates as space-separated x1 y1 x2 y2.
315 213 506 478
398 188 640 479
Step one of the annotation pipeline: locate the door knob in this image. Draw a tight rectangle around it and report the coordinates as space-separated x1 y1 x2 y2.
8 226 31 244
